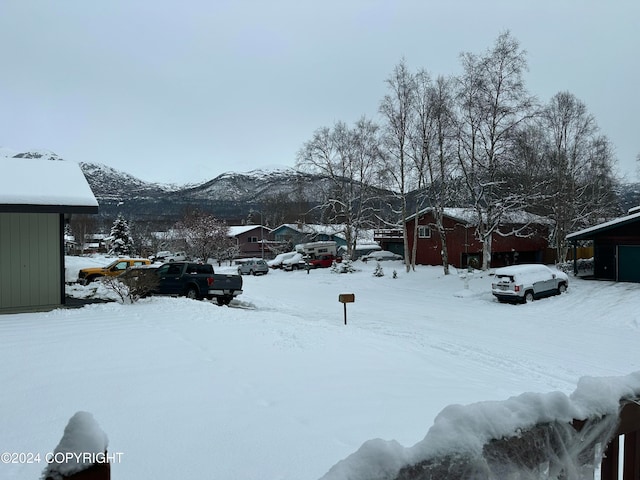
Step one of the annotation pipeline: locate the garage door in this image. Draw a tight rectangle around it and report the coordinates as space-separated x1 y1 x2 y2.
617 245 640 282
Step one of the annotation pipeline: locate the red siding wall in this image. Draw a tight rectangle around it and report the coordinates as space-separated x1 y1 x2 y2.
406 212 549 268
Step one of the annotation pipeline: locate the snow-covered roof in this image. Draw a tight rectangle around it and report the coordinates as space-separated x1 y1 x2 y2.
0 157 98 213
408 207 551 226
274 224 376 243
567 210 640 241
227 225 271 237
274 223 344 235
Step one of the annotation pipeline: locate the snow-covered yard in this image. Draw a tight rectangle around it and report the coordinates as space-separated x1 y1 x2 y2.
1 257 640 479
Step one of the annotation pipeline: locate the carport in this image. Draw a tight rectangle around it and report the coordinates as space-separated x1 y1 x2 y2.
567 209 640 282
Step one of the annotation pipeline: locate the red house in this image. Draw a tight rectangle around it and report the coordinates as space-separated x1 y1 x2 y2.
405 208 551 269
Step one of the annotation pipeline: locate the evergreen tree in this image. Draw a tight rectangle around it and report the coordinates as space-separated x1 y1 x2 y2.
109 214 135 256
373 262 384 277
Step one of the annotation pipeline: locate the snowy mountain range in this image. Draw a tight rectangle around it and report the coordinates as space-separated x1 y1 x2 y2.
78 161 343 222
3 148 640 223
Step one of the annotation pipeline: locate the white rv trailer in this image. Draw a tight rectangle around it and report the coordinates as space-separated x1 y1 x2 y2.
294 241 337 259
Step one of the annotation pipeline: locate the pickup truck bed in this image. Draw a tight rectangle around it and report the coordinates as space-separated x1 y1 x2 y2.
127 262 243 306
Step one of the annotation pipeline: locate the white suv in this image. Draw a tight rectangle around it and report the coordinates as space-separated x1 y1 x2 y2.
491 264 569 304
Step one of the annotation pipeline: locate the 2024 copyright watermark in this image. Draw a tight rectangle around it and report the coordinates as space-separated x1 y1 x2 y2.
1 451 123 464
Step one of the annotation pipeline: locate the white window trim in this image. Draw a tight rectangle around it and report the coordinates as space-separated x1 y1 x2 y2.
418 226 431 239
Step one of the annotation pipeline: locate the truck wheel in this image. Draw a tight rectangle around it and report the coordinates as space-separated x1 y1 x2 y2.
216 297 224 306
524 291 534 303
186 287 199 300
87 275 101 283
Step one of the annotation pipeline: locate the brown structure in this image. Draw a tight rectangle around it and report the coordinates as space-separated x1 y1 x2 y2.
567 208 640 282
228 225 273 259
403 208 550 269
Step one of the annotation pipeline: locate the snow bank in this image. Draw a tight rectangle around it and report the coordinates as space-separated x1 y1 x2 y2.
42 411 109 480
320 372 640 480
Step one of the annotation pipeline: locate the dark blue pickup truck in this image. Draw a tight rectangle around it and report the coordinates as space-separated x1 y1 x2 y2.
127 262 243 306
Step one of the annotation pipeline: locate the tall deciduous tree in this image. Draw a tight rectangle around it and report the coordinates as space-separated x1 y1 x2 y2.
406 69 433 271
175 210 232 263
456 31 535 270
379 59 417 272
68 214 96 255
409 72 458 274
296 117 382 257
541 91 619 261
430 76 460 274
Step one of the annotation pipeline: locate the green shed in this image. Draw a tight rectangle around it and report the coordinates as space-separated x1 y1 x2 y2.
0 157 98 313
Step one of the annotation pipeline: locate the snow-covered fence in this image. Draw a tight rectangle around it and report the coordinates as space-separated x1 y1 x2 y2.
391 399 640 480
321 374 640 480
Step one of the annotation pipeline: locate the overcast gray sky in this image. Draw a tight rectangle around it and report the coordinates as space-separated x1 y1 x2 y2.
0 0 637 185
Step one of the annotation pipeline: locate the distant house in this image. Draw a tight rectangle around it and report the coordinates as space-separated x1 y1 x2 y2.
228 225 273 259
271 223 345 248
0 158 99 313
373 228 405 257
567 208 640 282
404 208 551 269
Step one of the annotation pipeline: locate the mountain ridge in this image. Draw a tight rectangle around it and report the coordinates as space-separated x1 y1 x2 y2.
3 148 640 224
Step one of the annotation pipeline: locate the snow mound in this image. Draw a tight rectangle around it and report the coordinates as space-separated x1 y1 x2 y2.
42 411 108 479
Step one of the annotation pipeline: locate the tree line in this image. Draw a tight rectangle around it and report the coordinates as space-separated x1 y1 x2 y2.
296 31 620 272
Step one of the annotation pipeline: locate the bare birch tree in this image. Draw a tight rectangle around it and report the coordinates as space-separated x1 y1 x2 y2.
407 69 434 271
379 59 417 272
456 31 535 270
425 75 458 274
541 91 619 261
296 117 382 257
407 71 458 274
175 210 232 263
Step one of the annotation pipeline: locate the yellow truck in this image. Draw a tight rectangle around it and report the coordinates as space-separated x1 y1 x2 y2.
77 258 151 285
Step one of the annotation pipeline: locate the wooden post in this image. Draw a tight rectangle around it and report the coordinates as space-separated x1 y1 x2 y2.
601 435 619 480
338 293 355 325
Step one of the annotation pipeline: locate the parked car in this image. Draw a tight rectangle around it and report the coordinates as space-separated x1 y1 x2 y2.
308 254 342 269
237 258 269 275
152 250 172 262
360 250 403 262
77 258 151 285
154 251 188 262
491 264 569 304
267 251 298 269
282 253 308 271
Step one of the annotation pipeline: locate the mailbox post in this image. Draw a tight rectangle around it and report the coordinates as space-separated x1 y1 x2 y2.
338 293 355 325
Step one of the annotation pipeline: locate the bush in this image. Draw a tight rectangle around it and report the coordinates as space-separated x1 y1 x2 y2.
102 268 159 303
331 258 357 274
556 258 594 275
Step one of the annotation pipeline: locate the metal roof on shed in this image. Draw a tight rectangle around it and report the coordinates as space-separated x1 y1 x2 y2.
567 210 640 241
